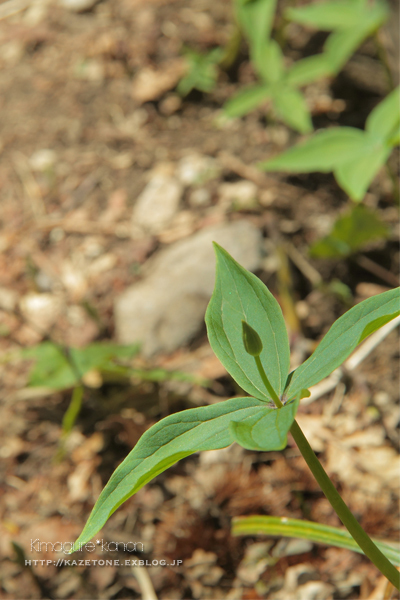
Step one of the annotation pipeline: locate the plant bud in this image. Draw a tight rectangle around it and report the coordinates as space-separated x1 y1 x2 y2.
242 320 263 357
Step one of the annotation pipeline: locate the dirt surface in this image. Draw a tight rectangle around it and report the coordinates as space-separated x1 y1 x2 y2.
0 0 399 598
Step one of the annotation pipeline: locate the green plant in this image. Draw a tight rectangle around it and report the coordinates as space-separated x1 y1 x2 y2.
224 0 314 133
71 245 400 589
22 340 207 443
232 517 400 566
223 0 389 133
260 86 400 201
177 47 223 96
309 204 388 259
285 0 389 80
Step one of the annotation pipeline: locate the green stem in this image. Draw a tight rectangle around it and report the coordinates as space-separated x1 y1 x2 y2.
255 356 283 408
254 357 400 589
290 420 399 590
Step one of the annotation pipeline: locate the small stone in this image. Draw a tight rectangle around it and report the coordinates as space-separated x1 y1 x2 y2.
219 180 258 209
188 188 211 207
177 153 220 186
132 171 183 235
19 293 64 333
30 149 57 172
159 94 182 116
131 60 186 104
59 0 98 11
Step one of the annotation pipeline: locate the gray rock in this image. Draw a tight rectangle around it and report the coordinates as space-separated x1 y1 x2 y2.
132 170 183 236
115 221 262 355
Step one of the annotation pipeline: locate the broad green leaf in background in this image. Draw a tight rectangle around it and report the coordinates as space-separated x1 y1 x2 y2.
261 89 399 200
254 39 285 84
310 205 388 259
286 1 365 30
232 516 400 566
287 0 389 75
260 127 366 172
23 342 140 390
286 0 388 35
234 0 277 62
334 141 392 201
224 84 272 118
286 54 332 87
286 288 400 399
323 26 372 73
272 86 313 134
72 396 268 548
229 397 299 451
366 86 400 139
205 244 290 401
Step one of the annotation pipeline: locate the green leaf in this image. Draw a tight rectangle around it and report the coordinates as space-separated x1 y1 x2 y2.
224 84 272 118
254 40 285 84
366 86 400 141
229 397 299 451
286 1 366 30
23 342 77 389
272 86 313 133
286 54 332 87
334 141 392 201
323 26 377 73
72 396 267 548
177 48 222 96
286 288 400 399
235 0 277 60
232 516 400 566
260 127 366 173
310 205 388 259
23 342 140 390
286 0 388 33
205 244 290 401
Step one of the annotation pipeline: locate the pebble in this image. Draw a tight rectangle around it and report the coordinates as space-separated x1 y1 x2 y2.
19 293 64 333
177 153 219 186
132 171 183 235
219 180 258 209
59 0 98 12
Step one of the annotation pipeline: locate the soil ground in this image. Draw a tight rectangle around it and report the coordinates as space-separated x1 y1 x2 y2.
0 0 399 598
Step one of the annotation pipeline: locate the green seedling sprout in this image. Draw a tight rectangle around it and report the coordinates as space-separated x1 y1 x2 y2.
70 245 400 589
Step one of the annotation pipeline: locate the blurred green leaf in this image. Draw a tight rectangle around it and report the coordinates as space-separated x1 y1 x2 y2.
334 141 392 201
234 0 277 61
260 127 366 172
288 0 388 75
23 342 140 390
232 516 400 566
254 40 285 83
224 84 272 118
310 205 388 259
177 48 223 96
286 0 388 33
366 86 400 140
286 54 332 87
272 85 313 134
286 1 366 30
